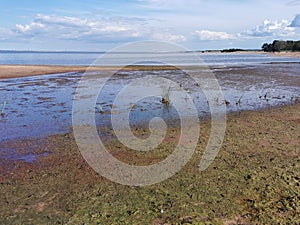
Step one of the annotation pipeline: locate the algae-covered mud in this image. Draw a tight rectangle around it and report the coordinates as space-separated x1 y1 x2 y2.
0 64 299 224
0 104 299 224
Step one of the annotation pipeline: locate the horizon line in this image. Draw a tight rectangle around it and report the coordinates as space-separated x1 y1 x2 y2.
0 49 261 54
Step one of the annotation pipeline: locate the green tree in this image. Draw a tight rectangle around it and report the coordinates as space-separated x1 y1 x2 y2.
262 43 272 52
293 41 300 51
261 40 300 52
286 41 294 51
272 40 287 52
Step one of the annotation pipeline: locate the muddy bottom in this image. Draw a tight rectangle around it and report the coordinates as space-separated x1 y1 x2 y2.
0 104 299 224
0 64 299 142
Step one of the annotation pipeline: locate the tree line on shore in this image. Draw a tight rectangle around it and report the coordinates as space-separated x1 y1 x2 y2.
262 40 300 52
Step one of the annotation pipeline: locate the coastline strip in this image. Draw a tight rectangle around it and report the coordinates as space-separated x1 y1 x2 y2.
0 65 180 79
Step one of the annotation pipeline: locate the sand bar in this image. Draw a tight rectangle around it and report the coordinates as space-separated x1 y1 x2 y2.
0 65 90 79
0 65 180 79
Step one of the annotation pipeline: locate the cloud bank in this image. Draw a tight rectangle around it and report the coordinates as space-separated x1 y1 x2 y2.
193 15 300 42
242 19 296 37
193 30 235 41
4 14 186 43
0 12 299 50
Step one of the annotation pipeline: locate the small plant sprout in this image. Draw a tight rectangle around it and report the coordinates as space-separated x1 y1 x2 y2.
184 88 191 93
130 103 137 109
161 86 171 104
96 105 104 114
1 101 7 116
184 93 189 102
236 95 243 105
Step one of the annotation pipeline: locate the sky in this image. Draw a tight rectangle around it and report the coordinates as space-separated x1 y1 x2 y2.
0 0 300 51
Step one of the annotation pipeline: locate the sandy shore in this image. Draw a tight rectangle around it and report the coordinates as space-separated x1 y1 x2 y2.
0 65 92 79
0 65 179 79
267 51 300 58
241 51 300 58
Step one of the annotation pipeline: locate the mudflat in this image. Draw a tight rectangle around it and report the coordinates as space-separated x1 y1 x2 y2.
0 103 299 224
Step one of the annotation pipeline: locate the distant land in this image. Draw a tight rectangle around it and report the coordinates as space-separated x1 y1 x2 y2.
262 40 300 52
0 49 261 54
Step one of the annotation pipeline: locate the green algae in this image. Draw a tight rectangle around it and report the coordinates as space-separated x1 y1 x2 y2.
0 104 299 224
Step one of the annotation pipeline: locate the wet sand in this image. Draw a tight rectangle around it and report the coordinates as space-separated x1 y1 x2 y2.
0 65 90 79
0 65 179 79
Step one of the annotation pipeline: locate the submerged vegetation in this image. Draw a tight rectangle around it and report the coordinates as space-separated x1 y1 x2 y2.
1 101 6 116
161 86 171 104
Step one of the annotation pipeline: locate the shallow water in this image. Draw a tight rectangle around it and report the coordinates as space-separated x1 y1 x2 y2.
0 63 299 161
1 51 300 66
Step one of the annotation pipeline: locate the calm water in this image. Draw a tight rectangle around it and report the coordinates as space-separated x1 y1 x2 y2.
0 51 300 66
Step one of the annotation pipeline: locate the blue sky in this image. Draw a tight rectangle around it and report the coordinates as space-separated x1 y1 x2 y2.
0 0 300 51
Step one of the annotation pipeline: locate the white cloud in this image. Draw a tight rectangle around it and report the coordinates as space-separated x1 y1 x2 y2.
4 14 186 44
193 30 235 41
242 19 296 37
152 32 186 42
192 16 300 45
14 14 140 39
15 22 45 33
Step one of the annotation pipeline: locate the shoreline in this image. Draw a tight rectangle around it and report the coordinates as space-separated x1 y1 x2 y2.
0 65 90 79
266 51 300 58
199 50 300 58
0 65 180 79
1 51 300 79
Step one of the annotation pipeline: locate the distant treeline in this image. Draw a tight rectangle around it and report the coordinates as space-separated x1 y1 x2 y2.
221 48 245 53
262 40 300 52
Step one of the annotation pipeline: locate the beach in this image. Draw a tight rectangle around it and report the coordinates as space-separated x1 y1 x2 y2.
268 51 300 58
0 65 180 79
0 59 299 224
0 65 91 79
2 0 300 223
